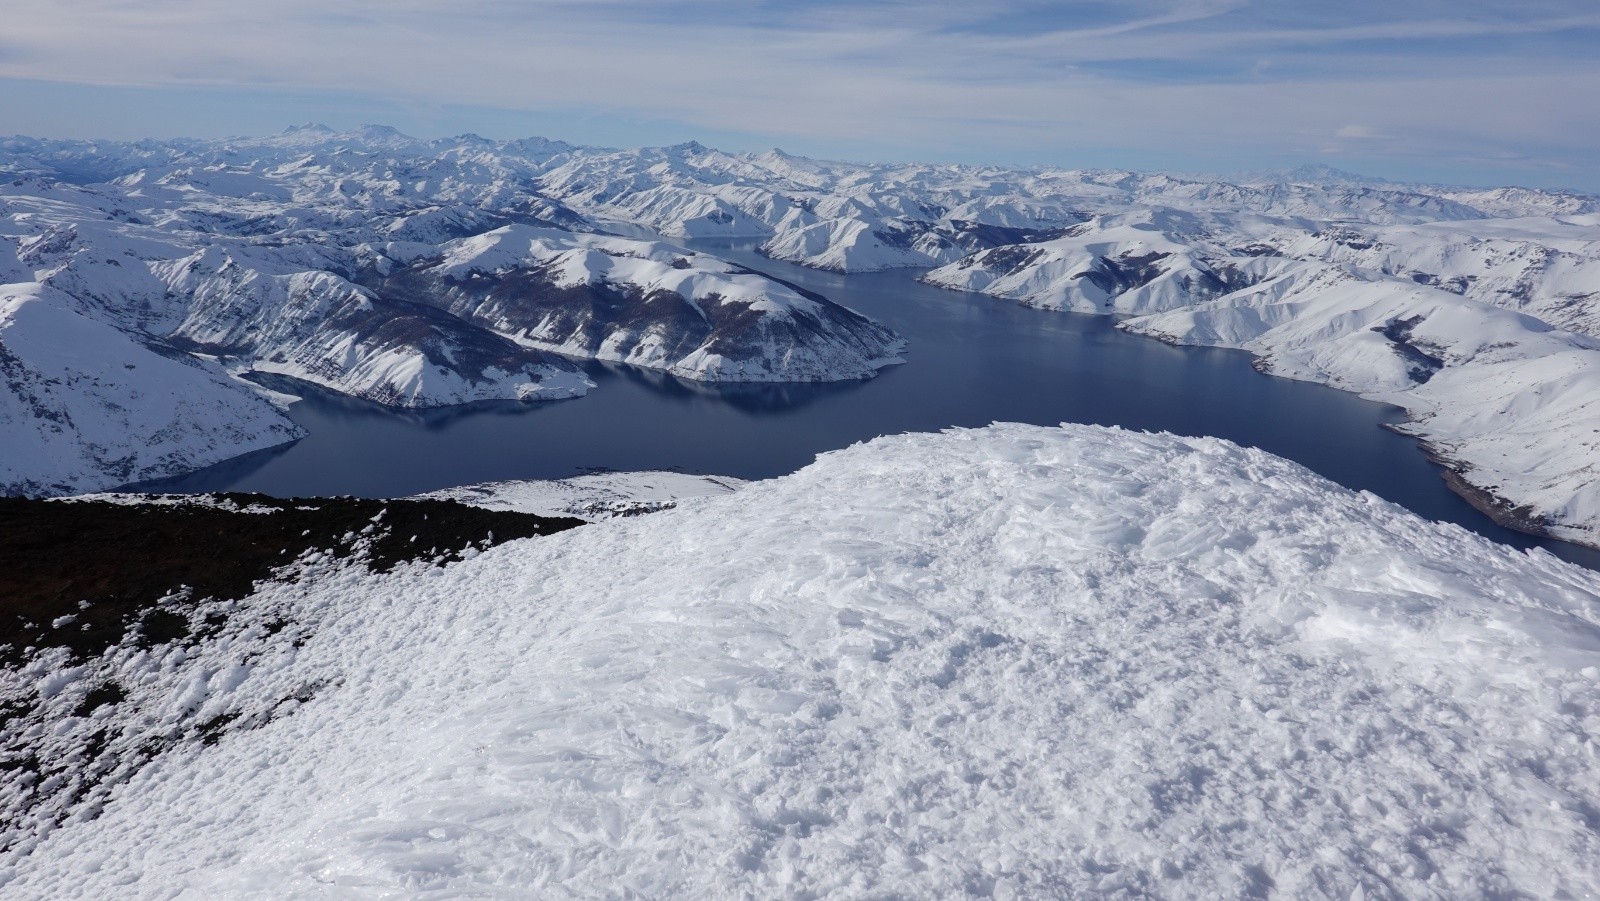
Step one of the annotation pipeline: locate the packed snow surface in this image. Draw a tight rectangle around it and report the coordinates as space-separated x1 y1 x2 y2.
8 424 1600 898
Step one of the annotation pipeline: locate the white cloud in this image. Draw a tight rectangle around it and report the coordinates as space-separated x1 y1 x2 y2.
0 0 1594 182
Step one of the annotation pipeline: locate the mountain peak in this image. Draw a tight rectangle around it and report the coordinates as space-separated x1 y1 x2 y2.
352 124 411 141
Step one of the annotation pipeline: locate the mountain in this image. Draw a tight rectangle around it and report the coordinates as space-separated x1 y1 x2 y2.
3 127 1598 541
0 132 907 494
920 207 1600 547
0 283 304 496
366 224 904 382
5 424 1599 896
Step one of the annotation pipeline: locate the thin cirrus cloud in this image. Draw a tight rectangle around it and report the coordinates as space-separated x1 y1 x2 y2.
0 0 1596 188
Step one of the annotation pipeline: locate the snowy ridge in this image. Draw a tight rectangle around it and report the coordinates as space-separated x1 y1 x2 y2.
5 424 1600 896
1285 216 1600 338
922 209 1600 545
1104 257 1600 546
533 140 1597 274
922 209 1265 315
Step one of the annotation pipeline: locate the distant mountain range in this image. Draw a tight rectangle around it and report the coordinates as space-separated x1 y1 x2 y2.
2 126 1598 545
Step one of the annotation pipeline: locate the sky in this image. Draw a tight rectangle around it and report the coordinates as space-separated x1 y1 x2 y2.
0 0 1597 190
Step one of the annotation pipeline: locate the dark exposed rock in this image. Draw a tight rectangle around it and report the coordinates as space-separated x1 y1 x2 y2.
1233 243 1283 258
974 245 1045 274
0 494 582 667
0 493 583 851
1076 251 1173 295
1372 315 1445 383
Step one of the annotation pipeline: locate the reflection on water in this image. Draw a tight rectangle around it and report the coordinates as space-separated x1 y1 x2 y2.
134 237 1600 570
589 360 866 412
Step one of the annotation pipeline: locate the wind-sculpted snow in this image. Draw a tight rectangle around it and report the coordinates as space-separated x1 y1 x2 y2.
5 424 1600 897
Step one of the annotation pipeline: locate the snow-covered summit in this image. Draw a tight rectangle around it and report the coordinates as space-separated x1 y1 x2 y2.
5 424 1600 896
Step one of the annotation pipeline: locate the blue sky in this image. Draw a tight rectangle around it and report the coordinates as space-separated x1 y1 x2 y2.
1 0 1597 189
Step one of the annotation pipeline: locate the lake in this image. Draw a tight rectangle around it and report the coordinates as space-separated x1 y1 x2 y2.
137 237 1600 570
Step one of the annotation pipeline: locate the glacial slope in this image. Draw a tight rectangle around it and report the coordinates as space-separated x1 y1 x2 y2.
5 424 1600 898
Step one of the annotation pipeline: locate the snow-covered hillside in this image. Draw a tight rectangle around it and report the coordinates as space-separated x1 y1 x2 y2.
0 130 907 494
371 225 904 381
923 208 1600 546
0 284 304 496
5 424 1600 897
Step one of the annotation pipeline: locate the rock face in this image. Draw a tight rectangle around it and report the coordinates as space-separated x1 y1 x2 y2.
5 424 1600 897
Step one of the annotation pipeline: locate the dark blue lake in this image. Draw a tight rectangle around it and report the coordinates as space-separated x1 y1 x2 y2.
140 237 1600 570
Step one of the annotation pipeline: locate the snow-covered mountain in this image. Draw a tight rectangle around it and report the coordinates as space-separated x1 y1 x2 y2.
922 207 1600 547
3 125 1598 543
0 129 907 494
368 225 903 381
0 283 304 496
6 424 1600 896
509 134 1600 548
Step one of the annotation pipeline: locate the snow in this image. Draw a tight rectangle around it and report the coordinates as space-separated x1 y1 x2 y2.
401 224 906 382
1122 263 1600 547
0 283 303 495
413 470 746 519
918 205 1600 546
923 210 1257 315
52 493 283 514
5 424 1600 897
2 126 1597 533
0 136 913 494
